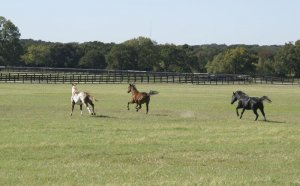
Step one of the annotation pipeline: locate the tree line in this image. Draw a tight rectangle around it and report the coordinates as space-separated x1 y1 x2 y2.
1 16 300 77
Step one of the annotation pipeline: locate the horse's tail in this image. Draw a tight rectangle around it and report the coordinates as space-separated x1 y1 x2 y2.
260 96 272 103
90 95 98 102
86 92 98 102
148 90 159 96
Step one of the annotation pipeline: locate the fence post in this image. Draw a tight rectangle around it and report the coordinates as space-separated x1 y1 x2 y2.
134 73 136 82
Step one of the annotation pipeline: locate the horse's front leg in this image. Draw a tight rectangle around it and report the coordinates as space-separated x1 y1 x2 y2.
128 100 134 110
236 103 243 117
236 107 240 116
70 101 75 116
240 108 246 119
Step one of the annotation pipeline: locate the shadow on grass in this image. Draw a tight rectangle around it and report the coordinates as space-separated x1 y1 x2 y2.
265 120 286 124
239 118 286 124
92 115 117 119
152 113 169 117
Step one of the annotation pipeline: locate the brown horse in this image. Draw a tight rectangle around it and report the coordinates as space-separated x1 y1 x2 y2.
127 84 158 114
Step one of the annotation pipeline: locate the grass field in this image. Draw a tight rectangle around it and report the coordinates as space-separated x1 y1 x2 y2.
0 83 300 185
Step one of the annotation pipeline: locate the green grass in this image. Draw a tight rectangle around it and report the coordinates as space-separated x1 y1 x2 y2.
0 83 300 185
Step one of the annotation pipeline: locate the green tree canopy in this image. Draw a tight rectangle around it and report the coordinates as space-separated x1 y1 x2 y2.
123 37 159 71
0 16 22 66
206 47 257 74
107 44 137 70
21 44 51 66
47 43 82 68
158 44 194 72
274 41 300 77
79 49 106 69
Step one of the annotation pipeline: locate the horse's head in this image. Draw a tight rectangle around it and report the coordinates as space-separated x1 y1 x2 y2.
231 92 238 104
127 84 134 93
71 83 78 94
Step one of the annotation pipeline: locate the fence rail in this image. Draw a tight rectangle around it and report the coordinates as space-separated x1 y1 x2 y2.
0 66 298 85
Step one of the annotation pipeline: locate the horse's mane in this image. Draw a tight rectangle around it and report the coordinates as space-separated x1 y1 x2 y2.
130 84 139 92
236 90 248 96
235 90 249 99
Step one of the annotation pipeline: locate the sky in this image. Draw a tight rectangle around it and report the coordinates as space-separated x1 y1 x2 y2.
1 0 300 45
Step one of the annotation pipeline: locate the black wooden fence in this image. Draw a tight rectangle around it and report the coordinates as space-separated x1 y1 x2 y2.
0 66 298 85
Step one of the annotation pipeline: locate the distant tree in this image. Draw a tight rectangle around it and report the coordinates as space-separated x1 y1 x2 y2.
123 37 159 71
255 58 274 75
79 49 106 69
206 47 257 74
158 44 180 72
47 43 82 68
107 44 137 70
80 41 114 56
254 47 277 75
21 44 51 66
192 44 227 73
158 44 195 72
0 16 22 66
274 41 300 77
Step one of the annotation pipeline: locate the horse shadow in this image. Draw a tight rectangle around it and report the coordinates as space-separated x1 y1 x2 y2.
264 120 286 124
92 115 116 119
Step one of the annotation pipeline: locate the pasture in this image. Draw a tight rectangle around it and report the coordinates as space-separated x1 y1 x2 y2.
0 83 299 185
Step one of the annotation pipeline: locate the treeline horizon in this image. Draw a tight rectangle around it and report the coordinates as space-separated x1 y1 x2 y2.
1 16 300 77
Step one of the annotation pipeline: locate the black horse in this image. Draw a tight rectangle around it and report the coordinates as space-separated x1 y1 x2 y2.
231 91 272 121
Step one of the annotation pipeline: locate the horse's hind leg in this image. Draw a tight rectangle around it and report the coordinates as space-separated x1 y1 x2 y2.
146 102 149 114
253 109 259 121
84 102 92 115
136 102 141 112
80 104 83 115
70 101 75 116
259 107 266 121
90 101 95 115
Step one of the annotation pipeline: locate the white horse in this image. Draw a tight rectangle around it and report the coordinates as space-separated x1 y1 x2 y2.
70 83 96 116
